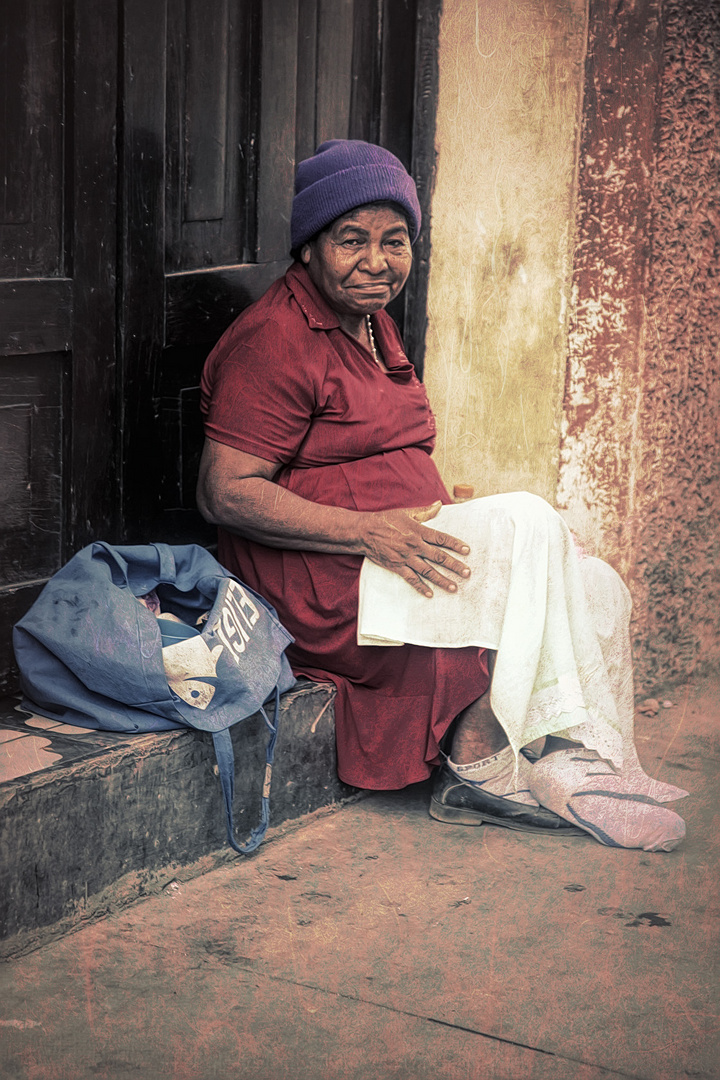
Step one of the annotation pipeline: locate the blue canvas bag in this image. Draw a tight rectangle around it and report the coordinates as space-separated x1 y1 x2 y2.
13 542 296 854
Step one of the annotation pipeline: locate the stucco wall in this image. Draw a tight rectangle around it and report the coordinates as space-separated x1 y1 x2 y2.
426 0 719 689
558 0 720 686
424 0 587 501
631 0 720 685
557 0 664 575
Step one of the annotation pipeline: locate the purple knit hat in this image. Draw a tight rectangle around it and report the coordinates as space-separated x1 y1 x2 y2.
290 139 421 250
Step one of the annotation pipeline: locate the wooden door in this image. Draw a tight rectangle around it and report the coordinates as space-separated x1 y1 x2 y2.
119 0 431 543
0 0 439 692
0 0 121 693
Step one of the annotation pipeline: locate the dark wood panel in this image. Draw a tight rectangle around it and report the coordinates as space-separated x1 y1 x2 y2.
120 0 167 537
0 0 66 277
0 8 31 226
157 380 205 510
257 0 299 261
315 0 354 144
125 344 216 546
379 0 418 169
165 0 187 265
69 0 121 550
164 260 290 346
349 0 382 144
0 279 72 355
0 581 47 696
401 0 441 379
0 354 64 586
165 0 260 271
154 348 219 543
295 0 318 164
184 0 229 222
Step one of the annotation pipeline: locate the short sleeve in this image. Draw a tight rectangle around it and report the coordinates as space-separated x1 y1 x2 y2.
201 320 319 465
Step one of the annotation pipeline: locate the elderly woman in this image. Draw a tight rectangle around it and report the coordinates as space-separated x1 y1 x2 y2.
198 140 687 850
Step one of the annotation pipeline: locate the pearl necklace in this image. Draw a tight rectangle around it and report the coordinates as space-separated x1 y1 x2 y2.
366 315 381 366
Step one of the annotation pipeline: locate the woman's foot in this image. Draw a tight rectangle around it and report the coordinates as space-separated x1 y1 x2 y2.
430 763 586 834
447 744 538 806
528 748 687 851
436 689 584 833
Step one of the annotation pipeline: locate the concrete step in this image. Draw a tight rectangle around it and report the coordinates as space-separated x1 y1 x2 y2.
0 681 357 957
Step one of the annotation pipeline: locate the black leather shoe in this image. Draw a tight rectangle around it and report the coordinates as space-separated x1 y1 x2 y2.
429 763 585 834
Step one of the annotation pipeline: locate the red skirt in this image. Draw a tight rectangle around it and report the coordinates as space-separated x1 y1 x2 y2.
218 539 489 790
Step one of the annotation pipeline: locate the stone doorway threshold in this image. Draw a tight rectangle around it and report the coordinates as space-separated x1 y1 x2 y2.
0 680 361 958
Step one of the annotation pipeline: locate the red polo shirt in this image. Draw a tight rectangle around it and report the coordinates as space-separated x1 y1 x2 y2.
201 264 489 789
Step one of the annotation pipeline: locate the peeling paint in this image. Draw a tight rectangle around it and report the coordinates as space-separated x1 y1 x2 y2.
558 0 720 686
631 0 720 686
426 0 717 689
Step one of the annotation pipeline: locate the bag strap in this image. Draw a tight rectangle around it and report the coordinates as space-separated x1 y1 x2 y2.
211 685 281 855
152 542 176 583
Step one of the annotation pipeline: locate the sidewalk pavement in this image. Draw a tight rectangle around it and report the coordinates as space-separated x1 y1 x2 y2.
1 676 718 1080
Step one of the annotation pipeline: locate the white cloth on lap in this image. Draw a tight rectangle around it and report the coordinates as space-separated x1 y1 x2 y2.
358 492 669 776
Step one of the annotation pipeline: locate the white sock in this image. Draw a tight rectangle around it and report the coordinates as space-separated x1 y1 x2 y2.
447 744 539 806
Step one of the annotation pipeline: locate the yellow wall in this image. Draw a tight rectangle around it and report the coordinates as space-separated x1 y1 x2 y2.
424 0 587 502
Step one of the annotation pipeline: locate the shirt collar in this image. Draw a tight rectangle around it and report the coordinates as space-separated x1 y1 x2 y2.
285 262 413 374
286 263 342 330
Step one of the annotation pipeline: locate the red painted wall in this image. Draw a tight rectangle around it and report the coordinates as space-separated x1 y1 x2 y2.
559 0 719 689
635 0 720 684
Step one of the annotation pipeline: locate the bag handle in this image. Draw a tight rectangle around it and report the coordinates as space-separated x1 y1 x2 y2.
211 685 281 855
152 543 177 584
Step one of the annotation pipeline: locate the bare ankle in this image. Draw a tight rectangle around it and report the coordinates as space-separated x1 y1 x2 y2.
450 694 508 764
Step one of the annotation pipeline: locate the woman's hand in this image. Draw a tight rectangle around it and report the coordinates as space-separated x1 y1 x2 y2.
360 501 471 598
198 441 470 598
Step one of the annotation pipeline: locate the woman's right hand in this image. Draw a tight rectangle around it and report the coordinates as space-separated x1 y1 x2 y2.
360 501 472 598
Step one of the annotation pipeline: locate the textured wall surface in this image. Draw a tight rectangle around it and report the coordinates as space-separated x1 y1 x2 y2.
631 0 720 685
428 0 718 689
424 0 587 501
558 0 720 687
557 0 664 570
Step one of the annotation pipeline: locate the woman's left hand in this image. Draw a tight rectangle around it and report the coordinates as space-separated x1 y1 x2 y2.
197 441 470 598
359 501 472 598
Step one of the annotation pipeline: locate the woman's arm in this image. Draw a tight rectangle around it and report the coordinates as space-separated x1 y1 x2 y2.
196 437 471 598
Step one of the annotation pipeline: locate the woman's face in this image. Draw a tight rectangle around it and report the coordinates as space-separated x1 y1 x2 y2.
301 205 413 321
